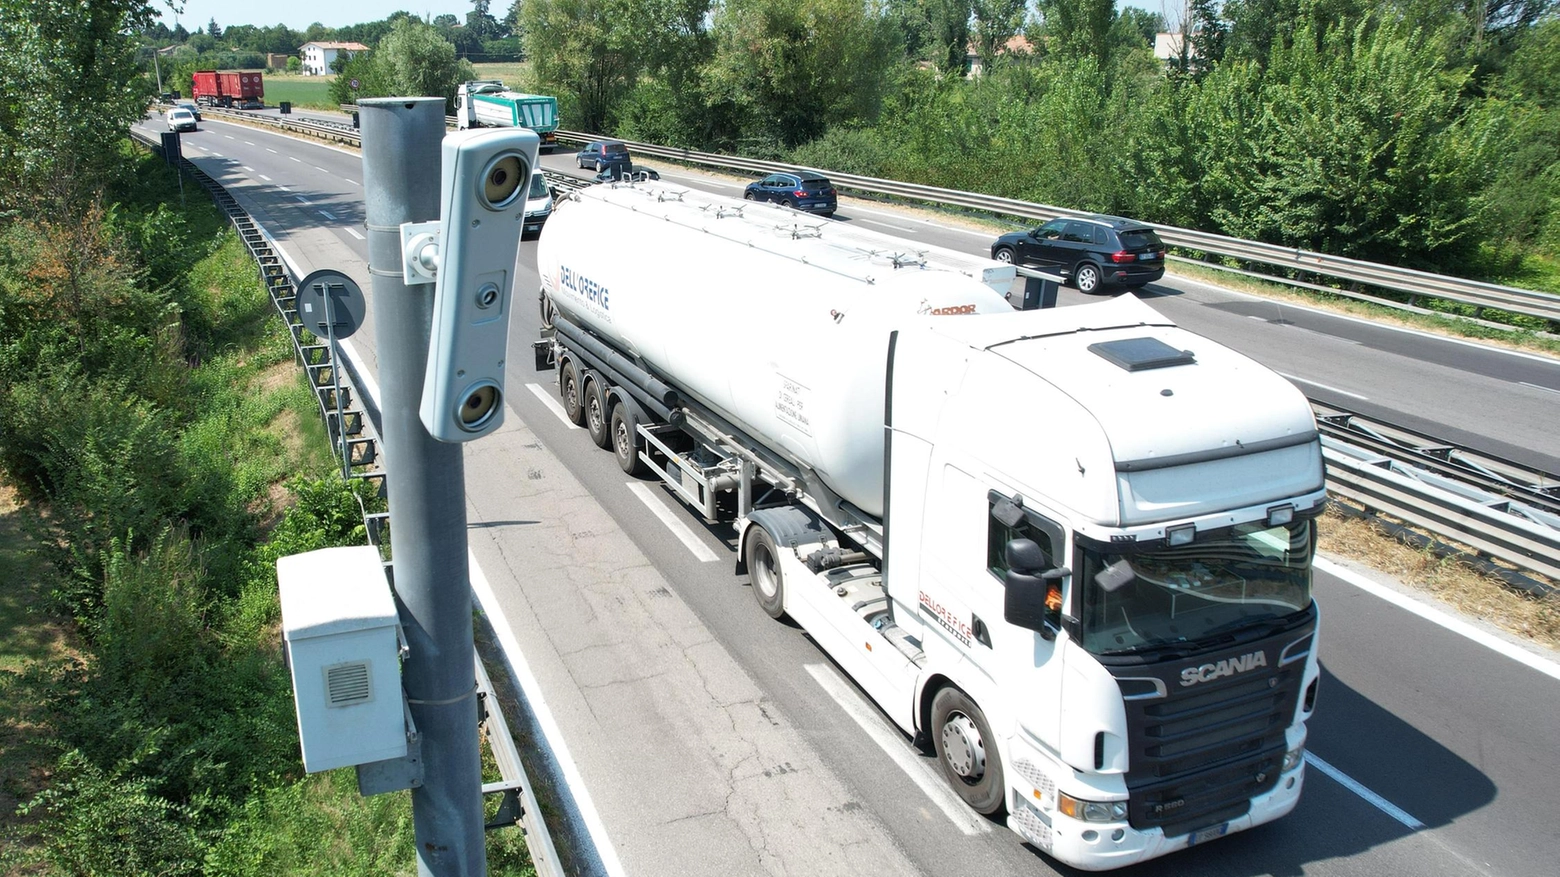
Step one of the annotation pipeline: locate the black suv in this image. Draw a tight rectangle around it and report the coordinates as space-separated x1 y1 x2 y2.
991 215 1166 293
743 172 837 216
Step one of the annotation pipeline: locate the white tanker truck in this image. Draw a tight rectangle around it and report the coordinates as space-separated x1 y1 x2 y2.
532 180 1327 871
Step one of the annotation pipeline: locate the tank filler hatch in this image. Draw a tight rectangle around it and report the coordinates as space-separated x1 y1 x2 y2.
1088 337 1196 372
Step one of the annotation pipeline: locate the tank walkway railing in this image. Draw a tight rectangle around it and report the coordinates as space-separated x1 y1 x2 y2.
130 126 568 877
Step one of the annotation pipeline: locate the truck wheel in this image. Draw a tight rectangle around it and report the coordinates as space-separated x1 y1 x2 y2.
931 687 1006 817
745 527 787 619
585 380 612 449
559 361 586 426
609 401 646 477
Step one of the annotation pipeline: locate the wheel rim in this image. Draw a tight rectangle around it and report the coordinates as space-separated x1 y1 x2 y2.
751 542 779 600
588 396 603 434
614 418 632 460
564 375 578 413
995 249 1012 263
940 711 987 782
1078 267 1098 292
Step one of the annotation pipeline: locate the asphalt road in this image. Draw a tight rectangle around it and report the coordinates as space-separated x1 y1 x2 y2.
137 114 1560 877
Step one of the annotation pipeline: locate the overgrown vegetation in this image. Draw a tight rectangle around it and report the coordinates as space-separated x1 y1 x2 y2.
0 2 533 873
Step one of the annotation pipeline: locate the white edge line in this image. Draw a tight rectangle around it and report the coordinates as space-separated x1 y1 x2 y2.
255 226 626 874
524 382 581 429
1305 753 1424 830
804 663 991 835
468 554 630 877
1277 373 1368 401
1315 556 1560 683
1519 381 1560 396
626 483 720 562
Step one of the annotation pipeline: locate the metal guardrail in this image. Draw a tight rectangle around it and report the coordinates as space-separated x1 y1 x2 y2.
165 103 1560 326
131 126 567 876
548 129 1560 327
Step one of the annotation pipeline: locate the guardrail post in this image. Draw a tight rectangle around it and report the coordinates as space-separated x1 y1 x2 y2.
359 97 487 877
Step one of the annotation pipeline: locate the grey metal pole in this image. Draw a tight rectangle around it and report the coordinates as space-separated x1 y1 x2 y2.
359 97 486 877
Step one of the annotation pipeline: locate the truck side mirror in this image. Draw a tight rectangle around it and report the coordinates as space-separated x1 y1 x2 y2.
1003 539 1066 639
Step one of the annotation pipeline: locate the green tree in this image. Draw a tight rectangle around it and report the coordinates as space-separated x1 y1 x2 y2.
328 17 475 112
0 0 157 213
926 0 973 75
523 0 686 132
207 17 221 40
971 0 1027 71
1038 0 1116 66
705 0 898 149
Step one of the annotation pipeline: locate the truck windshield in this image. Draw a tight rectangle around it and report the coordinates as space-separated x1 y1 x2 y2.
1076 518 1314 657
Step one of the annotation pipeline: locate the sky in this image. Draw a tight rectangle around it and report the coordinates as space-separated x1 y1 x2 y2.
155 2 478 32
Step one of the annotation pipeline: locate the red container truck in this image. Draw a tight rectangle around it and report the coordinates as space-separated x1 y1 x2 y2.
191 70 264 108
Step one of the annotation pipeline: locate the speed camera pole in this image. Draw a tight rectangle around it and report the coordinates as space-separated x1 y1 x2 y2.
359 97 486 877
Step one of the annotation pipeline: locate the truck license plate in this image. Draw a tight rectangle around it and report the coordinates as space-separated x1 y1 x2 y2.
1187 823 1227 846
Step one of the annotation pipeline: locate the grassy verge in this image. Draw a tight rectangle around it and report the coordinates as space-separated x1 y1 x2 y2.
262 75 339 112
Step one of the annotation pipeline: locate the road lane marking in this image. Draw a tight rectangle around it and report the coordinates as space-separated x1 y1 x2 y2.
314 165 329 172
805 663 992 836
259 174 271 181
224 135 234 139
343 227 364 240
524 382 580 430
207 150 221 156
1305 753 1424 830
294 195 310 204
277 185 289 191
289 156 301 162
243 140 255 145
1277 373 1368 401
626 483 720 562
242 166 254 171
467 555 630 877
344 178 359 186
319 210 336 220
1316 556 1560 682
1520 381 1560 396
861 218 919 233
266 147 277 153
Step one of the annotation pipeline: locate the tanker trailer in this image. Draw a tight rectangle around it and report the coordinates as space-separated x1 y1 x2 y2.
534 180 1327 872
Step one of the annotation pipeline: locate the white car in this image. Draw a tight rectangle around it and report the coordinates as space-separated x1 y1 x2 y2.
166 107 197 132
523 170 553 237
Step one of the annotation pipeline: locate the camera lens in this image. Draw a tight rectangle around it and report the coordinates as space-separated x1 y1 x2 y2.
482 154 524 208
457 382 502 431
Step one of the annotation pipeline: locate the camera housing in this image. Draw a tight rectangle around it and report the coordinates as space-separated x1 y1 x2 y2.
419 127 540 442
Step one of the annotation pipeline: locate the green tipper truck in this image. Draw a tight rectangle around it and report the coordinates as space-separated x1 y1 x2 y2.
455 80 559 151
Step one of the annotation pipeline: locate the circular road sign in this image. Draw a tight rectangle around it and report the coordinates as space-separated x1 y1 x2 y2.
296 269 366 339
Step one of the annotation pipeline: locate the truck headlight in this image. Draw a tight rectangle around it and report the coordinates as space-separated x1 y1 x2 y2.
1058 792 1128 823
1282 745 1305 773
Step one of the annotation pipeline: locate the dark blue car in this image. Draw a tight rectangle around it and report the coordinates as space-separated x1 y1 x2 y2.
743 172 837 216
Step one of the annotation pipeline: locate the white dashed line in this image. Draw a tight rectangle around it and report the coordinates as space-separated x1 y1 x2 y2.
265 147 277 153
243 140 255 145
314 166 328 172
242 166 255 172
208 150 221 157
1305 753 1424 830
343 227 364 240
344 178 359 186
294 195 310 204
1278 373 1368 401
276 185 289 191
524 382 580 430
289 156 301 162
626 483 720 562
805 663 992 835
258 174 271 181
319 210 336 220
224 135 234 140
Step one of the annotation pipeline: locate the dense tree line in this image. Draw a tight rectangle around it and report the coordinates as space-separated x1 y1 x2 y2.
511 0 1560 281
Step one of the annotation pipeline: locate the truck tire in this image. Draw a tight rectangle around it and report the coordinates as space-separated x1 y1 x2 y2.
930 686 1006 817
609 401 646 477
745 526 787 619
559 361 586 426
585 379 612 449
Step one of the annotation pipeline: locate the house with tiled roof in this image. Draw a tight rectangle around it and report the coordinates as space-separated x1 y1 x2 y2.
299 41 370 76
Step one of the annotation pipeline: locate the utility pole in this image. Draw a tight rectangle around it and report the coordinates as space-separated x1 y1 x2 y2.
358 97 487 877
